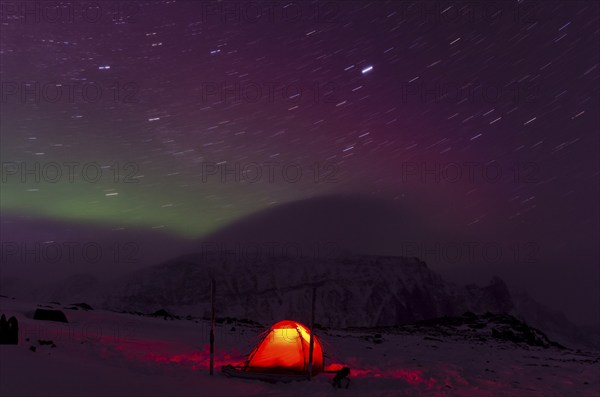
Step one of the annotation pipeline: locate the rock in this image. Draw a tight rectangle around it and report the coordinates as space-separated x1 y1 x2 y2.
71 302 94 311
149 309 176 320
33 309 68 323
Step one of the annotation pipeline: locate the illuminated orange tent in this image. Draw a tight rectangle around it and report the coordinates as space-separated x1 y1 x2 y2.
244 320 324 375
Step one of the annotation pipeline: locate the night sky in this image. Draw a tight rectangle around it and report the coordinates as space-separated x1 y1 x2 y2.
0 1 598 323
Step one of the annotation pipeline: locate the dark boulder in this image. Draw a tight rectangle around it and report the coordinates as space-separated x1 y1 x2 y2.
33 309 68 323
38 339 57 348
149 309 177 320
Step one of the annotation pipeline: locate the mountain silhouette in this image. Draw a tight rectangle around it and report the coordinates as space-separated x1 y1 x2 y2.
200 194 458 260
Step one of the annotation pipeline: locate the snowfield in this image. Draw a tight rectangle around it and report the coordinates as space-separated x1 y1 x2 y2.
1 297 598 397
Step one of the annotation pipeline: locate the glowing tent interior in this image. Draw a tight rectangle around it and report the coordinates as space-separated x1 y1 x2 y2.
222 320 324 381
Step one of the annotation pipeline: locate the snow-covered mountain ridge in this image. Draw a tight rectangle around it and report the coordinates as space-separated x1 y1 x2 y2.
104 252 514 329
9 251 595 349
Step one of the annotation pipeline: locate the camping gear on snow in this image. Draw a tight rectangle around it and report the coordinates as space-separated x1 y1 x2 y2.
332 367 351 389
222 320 324 382
0 314 19 344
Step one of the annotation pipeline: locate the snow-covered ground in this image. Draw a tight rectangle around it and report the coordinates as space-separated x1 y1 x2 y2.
1 298 598 397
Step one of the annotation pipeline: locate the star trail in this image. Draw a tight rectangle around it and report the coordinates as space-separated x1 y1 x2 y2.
0 1 598 323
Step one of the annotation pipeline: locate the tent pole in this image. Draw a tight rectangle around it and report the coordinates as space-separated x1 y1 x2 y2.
308 287 317 381
210 278 216 376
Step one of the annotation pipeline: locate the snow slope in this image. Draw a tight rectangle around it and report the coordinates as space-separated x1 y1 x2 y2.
1 297 598 397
